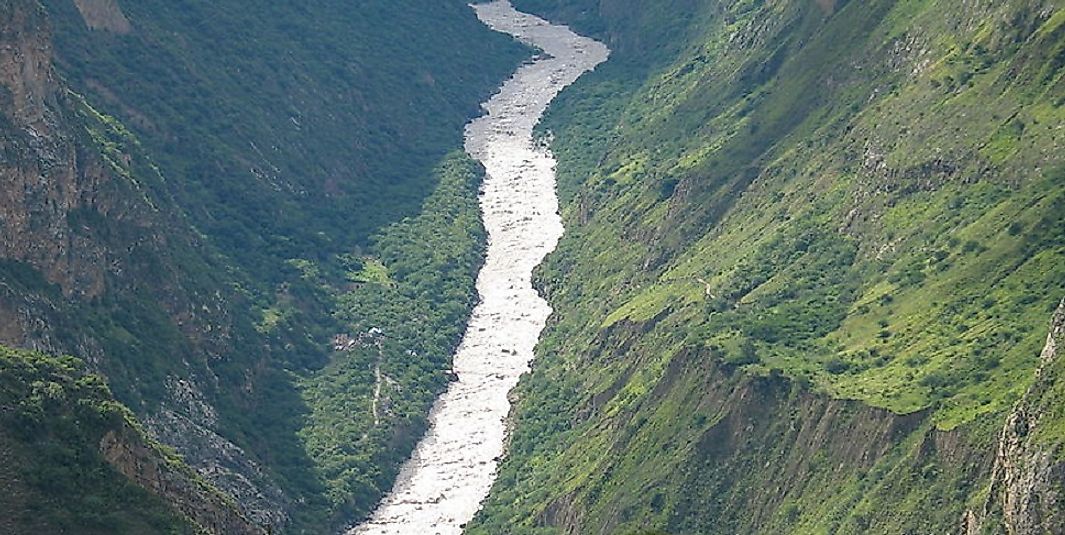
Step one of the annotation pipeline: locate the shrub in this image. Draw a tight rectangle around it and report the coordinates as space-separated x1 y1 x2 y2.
825 357 851 375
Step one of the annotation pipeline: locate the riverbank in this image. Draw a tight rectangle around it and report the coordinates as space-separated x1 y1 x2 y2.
349 2 608 533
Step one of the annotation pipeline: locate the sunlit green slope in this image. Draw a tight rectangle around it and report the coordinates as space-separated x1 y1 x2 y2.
471 0 1065 533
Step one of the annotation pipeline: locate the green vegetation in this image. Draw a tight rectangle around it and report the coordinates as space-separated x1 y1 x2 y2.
0 347 197 534
1030 301 1065 444
10 0 1063 531
2 0 527 532
5 96 492 532
470 0 1065 533
296 153 487 524
42 0 524 282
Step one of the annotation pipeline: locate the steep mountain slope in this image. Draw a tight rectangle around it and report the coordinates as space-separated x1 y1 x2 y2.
41 0 522 279
1 0 525 532
471 0 1065 533
1 3 260 531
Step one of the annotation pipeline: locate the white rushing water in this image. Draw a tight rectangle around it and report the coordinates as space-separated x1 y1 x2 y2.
350 2 608 534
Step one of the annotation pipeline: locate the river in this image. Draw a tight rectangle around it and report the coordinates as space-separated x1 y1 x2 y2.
349 2 608 534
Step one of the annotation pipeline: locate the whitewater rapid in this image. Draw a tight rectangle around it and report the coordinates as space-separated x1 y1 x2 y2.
350 1 608 534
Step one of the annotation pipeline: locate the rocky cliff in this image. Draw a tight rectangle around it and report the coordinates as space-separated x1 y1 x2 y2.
0 1 274 532
971 300 1065 534
99 423 264 535
0 0 107 302
70 0 130 34
0 0 234 369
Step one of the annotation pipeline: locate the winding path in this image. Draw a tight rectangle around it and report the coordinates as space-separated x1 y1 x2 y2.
350 2 608 533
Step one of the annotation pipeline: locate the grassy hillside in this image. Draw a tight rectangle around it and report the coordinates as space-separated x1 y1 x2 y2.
471 0 1065 532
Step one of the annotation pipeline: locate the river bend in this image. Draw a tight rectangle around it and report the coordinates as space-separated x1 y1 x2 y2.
350 2 608 533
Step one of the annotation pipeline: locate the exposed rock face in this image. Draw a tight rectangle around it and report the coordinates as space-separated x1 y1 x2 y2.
99 424 266 535
71 0 131 34
0 0 201 367
146 377 289 528
0 0 51 126
1 0 213 348
1 1 285 530
0 0 108 301
972 300 1065 534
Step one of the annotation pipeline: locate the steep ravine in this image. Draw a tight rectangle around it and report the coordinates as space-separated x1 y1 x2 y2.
351 2 608 533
